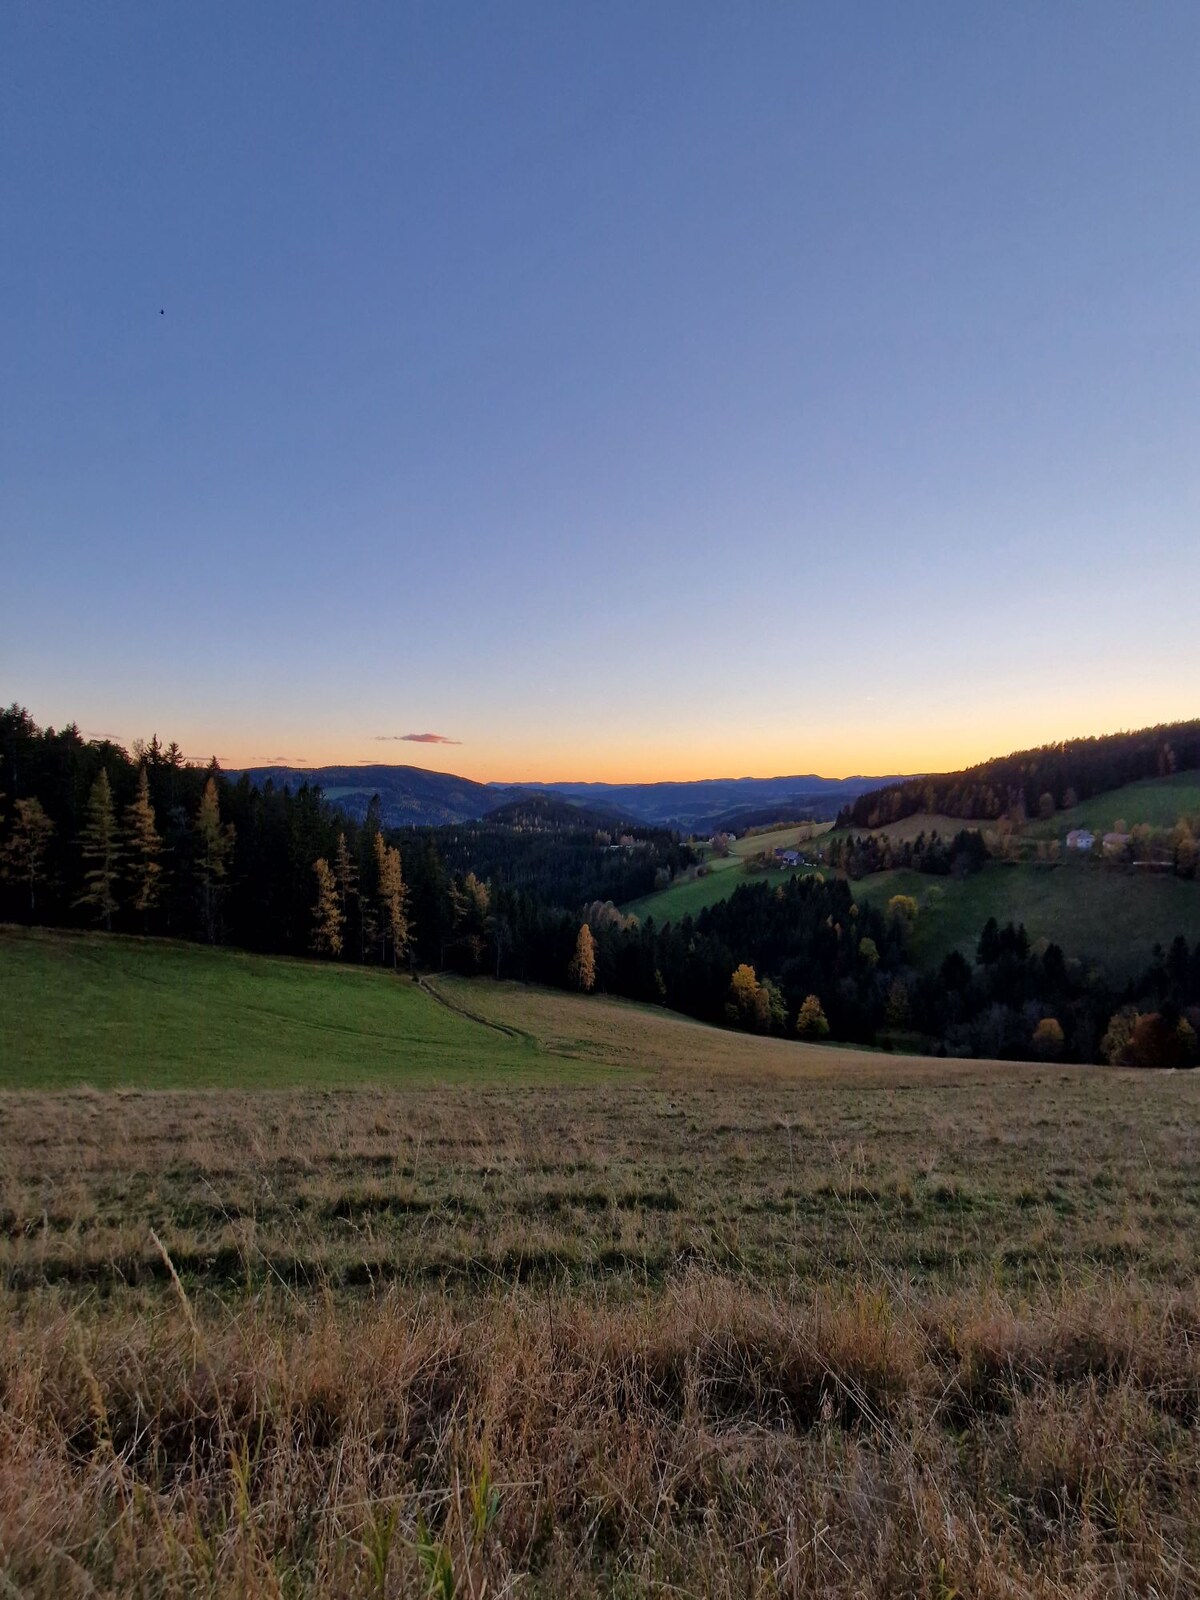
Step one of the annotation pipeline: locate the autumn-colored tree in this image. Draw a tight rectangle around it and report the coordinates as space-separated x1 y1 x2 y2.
795 994 830 1039
884 978 910 1030
1031 1016 1065 1060
1128 1012 1193 1070
569 923 597 992
333 832 358 919
858 935 879 968
0 797 55 917
194 777 234 943
374 834 409 968
1100 1006 1137 1065
310 857 344 957
726 963 761 1029
124 766 163 925
887 894 918 927
76 770 122 929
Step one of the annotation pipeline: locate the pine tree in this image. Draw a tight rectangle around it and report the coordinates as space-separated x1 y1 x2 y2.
333 831 358 920
310 857 344 957
194 777 234 943
375 833 410 969
76 771 121 930
569 923 597 992
124 766 164 927
1 798 55 918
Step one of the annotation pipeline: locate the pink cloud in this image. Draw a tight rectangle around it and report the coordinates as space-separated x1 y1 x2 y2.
374 732 462 745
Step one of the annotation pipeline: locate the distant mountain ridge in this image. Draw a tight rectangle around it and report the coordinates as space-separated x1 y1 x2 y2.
230 762 909 832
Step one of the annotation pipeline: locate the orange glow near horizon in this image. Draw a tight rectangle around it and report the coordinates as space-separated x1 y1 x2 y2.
71 687 1199 787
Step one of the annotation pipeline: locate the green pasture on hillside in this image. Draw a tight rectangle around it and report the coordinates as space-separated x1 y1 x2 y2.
626 822 828 925
850 861 1200 978
1028 771 1200 839
0 927 579 1090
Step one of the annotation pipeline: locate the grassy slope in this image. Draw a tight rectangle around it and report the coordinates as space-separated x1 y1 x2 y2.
1028 770 1200 837
851 861 1200 976
0 927 577 1089
0 926 920 1093
625 821 829 925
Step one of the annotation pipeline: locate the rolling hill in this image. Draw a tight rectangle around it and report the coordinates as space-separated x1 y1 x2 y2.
230 763 910 831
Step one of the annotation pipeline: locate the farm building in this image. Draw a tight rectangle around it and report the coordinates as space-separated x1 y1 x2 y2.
1066 829 1095 852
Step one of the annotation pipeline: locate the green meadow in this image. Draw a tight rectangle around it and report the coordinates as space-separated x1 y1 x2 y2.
850 859 1200 977
0 926 572 1089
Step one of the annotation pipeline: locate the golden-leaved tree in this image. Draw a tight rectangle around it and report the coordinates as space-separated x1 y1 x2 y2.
569 923 596 992
795 994 830 1039
374 834 409 968
310 857 344 957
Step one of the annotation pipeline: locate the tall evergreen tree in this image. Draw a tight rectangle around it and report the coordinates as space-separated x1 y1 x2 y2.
76 770 122 930
0 797 55 918
194 777 234 943
124 766 164 927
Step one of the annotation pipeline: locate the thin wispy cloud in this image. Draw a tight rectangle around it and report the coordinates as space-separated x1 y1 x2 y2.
374 733 462 746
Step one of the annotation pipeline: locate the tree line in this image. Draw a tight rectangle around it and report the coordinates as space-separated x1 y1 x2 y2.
841 719 1200 830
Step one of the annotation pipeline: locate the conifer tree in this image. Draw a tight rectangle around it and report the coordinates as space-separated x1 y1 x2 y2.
124 766 164 927
76 771 122 930
194 777 234 943
569 922 597 992
310 857 344 957
333 832 358 920
374 833 410 968
1 797 55 918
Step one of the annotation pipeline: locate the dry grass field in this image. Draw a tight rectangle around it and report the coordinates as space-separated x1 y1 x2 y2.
3 944 1200 1596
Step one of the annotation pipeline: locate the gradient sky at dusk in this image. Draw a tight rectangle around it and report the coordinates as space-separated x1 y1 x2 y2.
4 3 1198 781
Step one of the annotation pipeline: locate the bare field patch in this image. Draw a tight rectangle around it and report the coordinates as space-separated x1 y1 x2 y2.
3 1062 1200 1595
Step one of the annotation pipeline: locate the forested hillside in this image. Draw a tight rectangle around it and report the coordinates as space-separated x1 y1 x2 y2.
842 719 1200 829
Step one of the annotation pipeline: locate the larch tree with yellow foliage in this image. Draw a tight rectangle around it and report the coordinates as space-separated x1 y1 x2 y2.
310 857 344 957
569 923 596 991
374 834 410 968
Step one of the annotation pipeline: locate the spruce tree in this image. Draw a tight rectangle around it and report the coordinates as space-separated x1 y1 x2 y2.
76 771 121 930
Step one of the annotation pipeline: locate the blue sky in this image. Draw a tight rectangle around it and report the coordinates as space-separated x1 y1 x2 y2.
3 2 1197 779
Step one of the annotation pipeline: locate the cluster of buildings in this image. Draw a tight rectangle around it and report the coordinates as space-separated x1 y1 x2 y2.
1066 828 1131 856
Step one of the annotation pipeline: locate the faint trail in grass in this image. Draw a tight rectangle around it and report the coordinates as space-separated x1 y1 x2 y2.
418 974 537 1047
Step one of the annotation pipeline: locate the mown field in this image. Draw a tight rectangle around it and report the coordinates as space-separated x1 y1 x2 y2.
3 931 1200 1596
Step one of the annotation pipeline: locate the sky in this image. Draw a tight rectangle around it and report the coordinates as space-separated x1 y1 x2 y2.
3 3 1198 783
